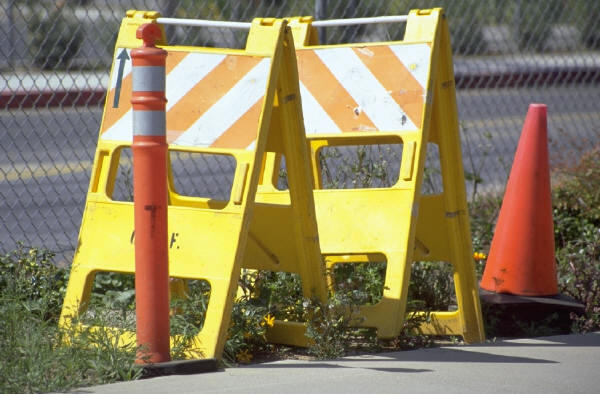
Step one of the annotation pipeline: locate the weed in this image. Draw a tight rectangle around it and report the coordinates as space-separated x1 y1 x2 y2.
169 280 211 359
319 144 399 189
0 243 67 323
223 296 271 364
249 270 305 321
384 306 435 350
408 262 455 312
0 245 142 393
302 294 358 359
332 262 386 305
553 148 600 333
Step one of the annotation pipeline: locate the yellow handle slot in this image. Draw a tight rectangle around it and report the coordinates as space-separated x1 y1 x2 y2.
232 163 249 205
401 141 416 181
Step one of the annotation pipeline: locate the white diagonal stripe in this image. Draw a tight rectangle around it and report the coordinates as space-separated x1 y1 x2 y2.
101 110 133 142
314 47 416 131
101 52 227 142
388 44 431 89
172 58 271 147
109 48 132 90
165 52 226 111
299 82 341 135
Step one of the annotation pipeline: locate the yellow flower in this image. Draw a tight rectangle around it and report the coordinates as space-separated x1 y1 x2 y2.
473 252 487 260
236 349 253 363
262 314 275 328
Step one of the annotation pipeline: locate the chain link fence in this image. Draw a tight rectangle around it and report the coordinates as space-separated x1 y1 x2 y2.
1 0 599 261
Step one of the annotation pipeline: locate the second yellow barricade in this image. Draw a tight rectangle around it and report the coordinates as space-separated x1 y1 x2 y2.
250 8 485 344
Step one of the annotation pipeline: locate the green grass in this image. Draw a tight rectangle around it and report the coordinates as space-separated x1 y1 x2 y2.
0 246 142 393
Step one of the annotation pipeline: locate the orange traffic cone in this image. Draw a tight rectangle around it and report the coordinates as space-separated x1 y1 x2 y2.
480 103 558 296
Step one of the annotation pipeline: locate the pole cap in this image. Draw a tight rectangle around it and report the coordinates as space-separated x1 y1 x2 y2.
136 23 162 47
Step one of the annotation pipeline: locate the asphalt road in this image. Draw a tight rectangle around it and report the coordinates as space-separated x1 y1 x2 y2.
1 84 599 261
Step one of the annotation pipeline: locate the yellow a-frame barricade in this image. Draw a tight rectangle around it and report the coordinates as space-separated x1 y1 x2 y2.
248 8 485 343
59 12 327 360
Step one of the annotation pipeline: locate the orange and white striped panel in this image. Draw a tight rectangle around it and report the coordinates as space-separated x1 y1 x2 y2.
100 48 271 150
296 43 432 135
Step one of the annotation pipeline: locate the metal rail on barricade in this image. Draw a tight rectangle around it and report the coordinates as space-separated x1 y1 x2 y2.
155 15 409 29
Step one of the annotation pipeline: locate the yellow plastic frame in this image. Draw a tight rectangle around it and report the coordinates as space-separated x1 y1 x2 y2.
59 13 327 360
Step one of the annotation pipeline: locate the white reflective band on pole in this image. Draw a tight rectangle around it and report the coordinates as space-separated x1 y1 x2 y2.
312 15 408 27
155 15 408 29
133 111 166 136
132 66 165 92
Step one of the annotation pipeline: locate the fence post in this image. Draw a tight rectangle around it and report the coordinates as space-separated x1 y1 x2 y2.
315 0 328 43
131 23 170 364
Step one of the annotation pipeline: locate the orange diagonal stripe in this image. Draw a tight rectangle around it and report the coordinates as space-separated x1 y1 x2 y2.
101 73 132 134
100 50 188 135
166 55 263 133
353 46 424 128
296 49 376 132
210 99 263 149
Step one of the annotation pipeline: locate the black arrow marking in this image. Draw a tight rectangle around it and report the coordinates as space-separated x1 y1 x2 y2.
113 49 130 108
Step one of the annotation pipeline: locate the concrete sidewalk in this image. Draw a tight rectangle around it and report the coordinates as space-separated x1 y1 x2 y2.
79 332 600 394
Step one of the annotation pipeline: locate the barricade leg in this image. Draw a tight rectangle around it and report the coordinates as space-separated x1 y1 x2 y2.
59 266 95 327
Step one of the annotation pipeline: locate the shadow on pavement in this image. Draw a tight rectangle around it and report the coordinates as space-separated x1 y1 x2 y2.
485 333 600 347
245 362 432 373
244 347 557 369
339 348 557 364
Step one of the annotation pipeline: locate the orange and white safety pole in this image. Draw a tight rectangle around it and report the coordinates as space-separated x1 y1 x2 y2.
131 23 170 364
